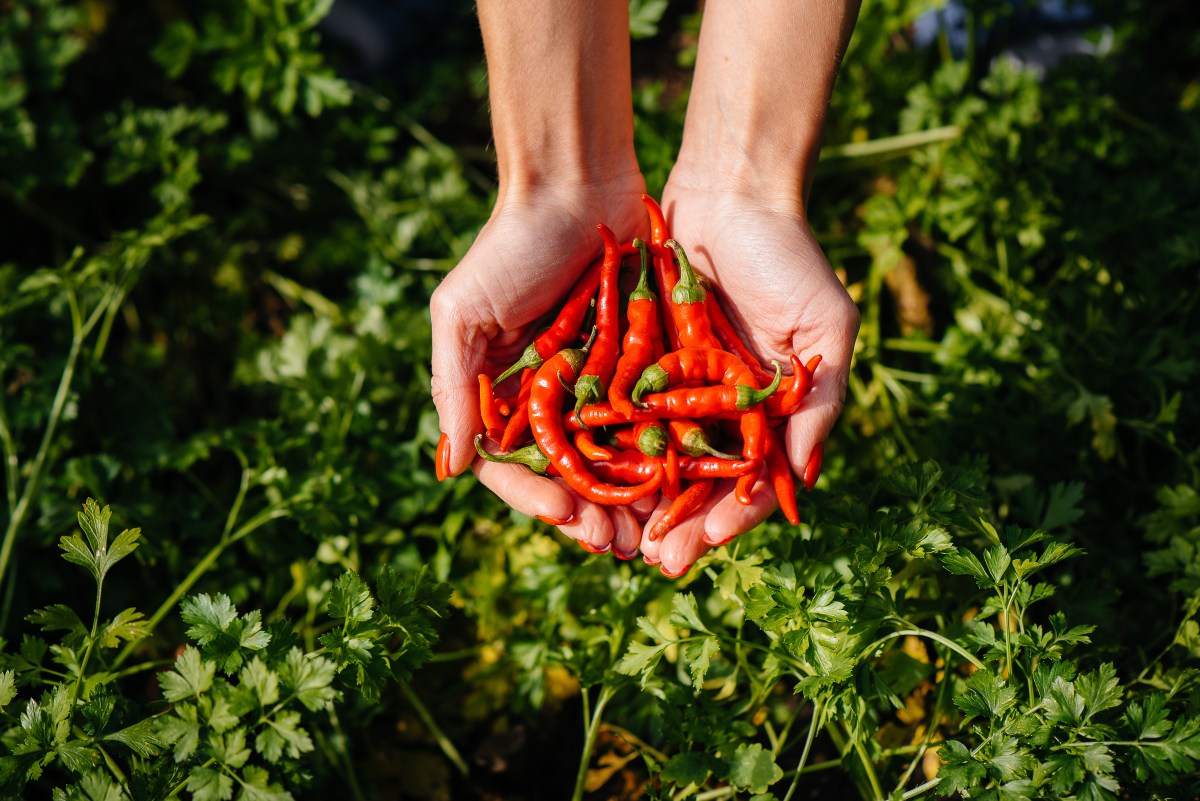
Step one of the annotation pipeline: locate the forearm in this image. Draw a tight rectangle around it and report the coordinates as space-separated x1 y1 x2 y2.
672 1 861 208
478 0 640 195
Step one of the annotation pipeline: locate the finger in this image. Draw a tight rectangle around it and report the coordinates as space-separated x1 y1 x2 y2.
473 459 574 523
551 477 616 554
638 496 672 565
787 299 857 473
656 515 710 578
703 477 777 547
630 494 659 523
611 505 641 560
431 280 488 477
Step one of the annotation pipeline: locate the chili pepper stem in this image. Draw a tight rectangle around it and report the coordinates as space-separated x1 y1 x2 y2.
736 361 784 409
631 364 669 407
474 434 551 475
493 342 542 387
665 239 706 305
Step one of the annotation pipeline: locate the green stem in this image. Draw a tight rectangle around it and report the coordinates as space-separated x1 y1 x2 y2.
851 727 885 801
896 777 941 800
111 504 288 669
0 333 83 599
0 403 17 514
325 703 369 801
70 574 105 717
401 680 468 776
572 683 615 801
859 628 985 672
820 126 962 163
0 282 112 603
781 700 824 801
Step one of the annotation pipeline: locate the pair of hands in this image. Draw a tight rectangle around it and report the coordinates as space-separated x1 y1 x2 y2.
430 174 859 576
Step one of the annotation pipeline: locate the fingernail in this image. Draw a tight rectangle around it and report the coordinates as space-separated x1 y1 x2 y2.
642 555 661 567
579 541 612 555
803 441 824 491
614 547 638 561
536 513 574 526
435 433 450 482
660 564 691 579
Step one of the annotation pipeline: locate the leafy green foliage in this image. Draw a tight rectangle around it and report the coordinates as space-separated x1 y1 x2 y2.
1 0 1198 799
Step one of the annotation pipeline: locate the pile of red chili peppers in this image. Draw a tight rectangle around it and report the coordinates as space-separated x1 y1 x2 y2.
436 195 823 552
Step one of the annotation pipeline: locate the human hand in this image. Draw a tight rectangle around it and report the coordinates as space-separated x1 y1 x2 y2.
638 186 860 575
430 180 655 556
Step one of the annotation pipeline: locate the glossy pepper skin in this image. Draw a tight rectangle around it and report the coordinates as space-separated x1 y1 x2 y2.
608 239 661 418
499 369 535 450
493 257 603 386
589 451 758 483
640 194 679 348
668 418 739 460
632 347 759 407
528 348 663 505
764 430 800 526
637 362 781 417
664 239 721 350
649 479 713 542
573 224 623 416
478 374 506 442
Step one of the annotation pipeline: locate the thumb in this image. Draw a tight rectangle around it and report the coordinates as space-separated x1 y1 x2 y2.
430 285 487 477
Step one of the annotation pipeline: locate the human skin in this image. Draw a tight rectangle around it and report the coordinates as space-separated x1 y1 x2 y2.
640 0 863 575
430 0 861 566
429 0 651 552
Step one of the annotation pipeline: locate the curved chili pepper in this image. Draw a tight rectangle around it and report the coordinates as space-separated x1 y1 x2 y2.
573 224 624 416
764 355 810 418
499 368 535 450
632 347 757 406
805 354 822 385
765 430 799 526
529 348 663 505
668 419 739 460
635 421 667 457
735 465 760 505
435 433 451 482
474 434 554 476
664 240 720 349
608 239 661 418
574 429 614 461
662 445 680 500
649 480 713 542
640 194 678 347
682 456 758 479
589 450 657 483
638 362 782 417
493 257 603 386
803 441 824 491
478 374 506 442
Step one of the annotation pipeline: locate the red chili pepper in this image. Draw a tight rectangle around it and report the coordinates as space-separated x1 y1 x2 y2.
803 441 824 491
668 418 739 460
649 480 713 542
573 224 624 416
478 374 506 442
805 354 822 384
640 194 678 347
764 355 811 417
587 452 758 483
632 347 758 407
528 348 663 504
765 430 799 526
664 240 720 350
608 240 661 418
493 257 603 386
662 445 680 500
499 369 535 451
435 433 451 482
637 363 781 418
574 429 614 461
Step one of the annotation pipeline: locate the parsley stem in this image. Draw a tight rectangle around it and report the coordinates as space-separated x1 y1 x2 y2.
400 680 468 776
0 278 112 606
859 628 985 672
780 700 824 801
572 683 615 801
